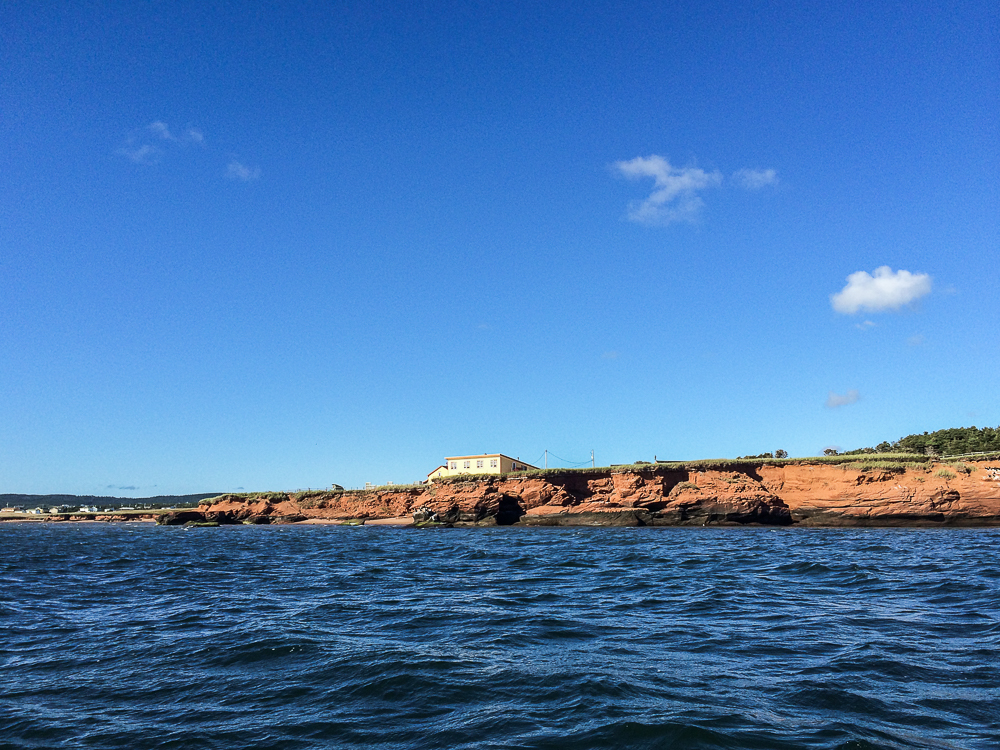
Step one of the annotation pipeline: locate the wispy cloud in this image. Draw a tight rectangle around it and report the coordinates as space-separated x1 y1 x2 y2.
227 160 260 181
613 155 722 225
855 320 876 330
733 168 778 189
148 121 203 143
149 121 174 140
907 334 925 346
117 143 159 164
831 266 932 314
119 122 204 165
106 484 139 491
613 155 778 225
826 389 860 408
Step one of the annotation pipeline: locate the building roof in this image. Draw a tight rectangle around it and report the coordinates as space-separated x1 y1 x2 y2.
443 453 539 469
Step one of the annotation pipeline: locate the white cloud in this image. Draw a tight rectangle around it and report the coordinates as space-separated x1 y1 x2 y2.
118 143 159 164
855 320 876 330
733 168 778 189
227 160 260 181
831 266 932 314
149 121 175 140
826 389 860 408
148 122 203 143
119 122 204 164
614 155 722 225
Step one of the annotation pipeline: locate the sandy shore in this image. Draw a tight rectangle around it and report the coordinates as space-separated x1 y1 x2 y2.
364 516 414 526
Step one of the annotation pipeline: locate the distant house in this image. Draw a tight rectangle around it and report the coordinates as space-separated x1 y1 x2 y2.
426 465 448 482
427 454 539 482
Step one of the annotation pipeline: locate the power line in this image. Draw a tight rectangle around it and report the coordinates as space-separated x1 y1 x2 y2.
544 451 593 468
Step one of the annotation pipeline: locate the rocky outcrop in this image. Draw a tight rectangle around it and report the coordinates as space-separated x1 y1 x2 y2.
755 463 1000 526
175 460 1000 528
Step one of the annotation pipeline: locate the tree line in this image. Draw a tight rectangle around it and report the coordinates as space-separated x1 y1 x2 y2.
843 426 1000 457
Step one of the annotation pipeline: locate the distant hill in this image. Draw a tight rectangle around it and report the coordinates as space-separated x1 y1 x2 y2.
0 493 221 509
847 426 1000 457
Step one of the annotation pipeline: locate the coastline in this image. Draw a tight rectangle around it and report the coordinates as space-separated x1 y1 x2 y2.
7 457 998 529
160 457 1000 529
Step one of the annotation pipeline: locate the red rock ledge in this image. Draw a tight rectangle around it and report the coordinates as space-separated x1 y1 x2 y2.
158 460 1000 527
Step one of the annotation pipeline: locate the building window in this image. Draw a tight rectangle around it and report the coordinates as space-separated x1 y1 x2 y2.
463 460 471 469
449 462 456 470
476 459 483 468
490 459 498 467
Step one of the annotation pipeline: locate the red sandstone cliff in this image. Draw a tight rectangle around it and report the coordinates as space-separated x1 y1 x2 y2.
175 460 1000 527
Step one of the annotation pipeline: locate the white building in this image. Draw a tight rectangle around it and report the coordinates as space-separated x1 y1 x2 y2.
427 453 539 481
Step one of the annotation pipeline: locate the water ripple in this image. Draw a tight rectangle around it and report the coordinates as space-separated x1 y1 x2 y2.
0 524 998 748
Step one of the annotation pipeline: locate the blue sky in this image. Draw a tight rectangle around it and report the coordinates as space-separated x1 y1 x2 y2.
2 1 997 495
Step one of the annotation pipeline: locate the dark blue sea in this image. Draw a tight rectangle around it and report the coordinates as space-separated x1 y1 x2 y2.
1 524 998 749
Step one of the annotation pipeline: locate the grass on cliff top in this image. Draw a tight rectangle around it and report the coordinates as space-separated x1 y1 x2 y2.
946 451 1000 462
202 484 427 505
207 453 971 501
201 492 290 505
437 454 935 481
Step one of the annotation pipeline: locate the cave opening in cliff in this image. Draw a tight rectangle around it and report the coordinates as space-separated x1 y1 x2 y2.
495 496 525 526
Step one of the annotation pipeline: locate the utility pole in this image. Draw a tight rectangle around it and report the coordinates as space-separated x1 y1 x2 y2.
544 449 547 469
591 450 595 468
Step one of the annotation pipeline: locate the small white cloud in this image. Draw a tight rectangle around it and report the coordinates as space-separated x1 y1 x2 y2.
149 121 175 140
614 155 722 225
831 266 932 314
855 320 876 330
227 160 260 181
120 122 203 164
733 168 778 189
118 143 159 164
826 389 860 408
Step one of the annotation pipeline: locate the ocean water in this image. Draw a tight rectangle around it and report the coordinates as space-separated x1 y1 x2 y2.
1 525 997 750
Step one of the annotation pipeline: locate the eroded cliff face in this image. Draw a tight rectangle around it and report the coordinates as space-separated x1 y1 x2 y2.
756 463 1000 525
177 461 1000 527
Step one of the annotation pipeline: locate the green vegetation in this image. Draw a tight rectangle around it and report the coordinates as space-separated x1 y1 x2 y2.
935 469 956 480
841 459 930 473
845 426 1000 457
736 450 788 459
201 492 290 505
